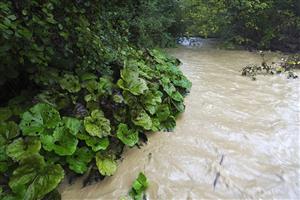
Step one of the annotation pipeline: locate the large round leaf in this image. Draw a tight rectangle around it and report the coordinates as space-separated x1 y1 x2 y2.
84 109 111 138
9 155 64 200
6 137 41 161
116 123 139 147
19 103 61 136
40 125 78 156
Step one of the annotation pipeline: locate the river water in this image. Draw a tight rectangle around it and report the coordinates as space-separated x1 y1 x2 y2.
61 43 300 199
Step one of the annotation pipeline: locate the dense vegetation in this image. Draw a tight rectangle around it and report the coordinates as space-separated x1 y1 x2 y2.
182 0 300 51
0 1 190 200
1 0 299 199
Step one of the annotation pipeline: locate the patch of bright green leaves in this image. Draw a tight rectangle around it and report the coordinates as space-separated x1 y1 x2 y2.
129 172 149 200
0 49 190 199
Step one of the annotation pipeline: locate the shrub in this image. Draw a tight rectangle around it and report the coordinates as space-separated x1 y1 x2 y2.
0 1 191 199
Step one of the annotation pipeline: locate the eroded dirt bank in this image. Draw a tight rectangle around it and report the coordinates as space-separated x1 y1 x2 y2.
61 46 300 199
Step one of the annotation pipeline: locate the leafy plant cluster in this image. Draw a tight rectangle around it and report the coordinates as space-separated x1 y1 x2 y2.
241 52 300 80
120 172 148 200
129 172 148 200
0 1 191 200
0 48 191 199
181 0 300 52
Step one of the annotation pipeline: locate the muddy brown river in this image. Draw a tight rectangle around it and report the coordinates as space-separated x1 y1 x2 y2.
61 45 300 199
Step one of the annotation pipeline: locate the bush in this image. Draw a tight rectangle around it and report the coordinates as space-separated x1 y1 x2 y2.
0 1 191 199
181 0 300 51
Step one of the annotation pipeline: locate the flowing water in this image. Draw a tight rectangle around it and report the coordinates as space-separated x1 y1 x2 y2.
61 42 300 199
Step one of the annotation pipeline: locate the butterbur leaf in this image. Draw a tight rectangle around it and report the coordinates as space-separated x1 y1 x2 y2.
98 77 113 95
95 153 117 176
19 103 61 136
0 163 9 173
0 143 8 162
66 147 93 174
129 172 148 200
77 132 109 152
132 110 152 130
84 109 111 138
172 77 192 90
117 68 148 95
83 80 98 93
156 104 170 121
80 73 97 81
59 74 81 93
132 173 148 193
63 117 81 136
142 90 162 115
9 154 64 200
161 78 183 102
0 121 20 140
0 107 12 121
160 116 176 131
6 137 41 161
116 123 139 147
112 94 124 103
40 125 78 156
172 100 185 114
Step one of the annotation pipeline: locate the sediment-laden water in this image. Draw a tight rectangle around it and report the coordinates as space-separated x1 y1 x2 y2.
61 44 300 199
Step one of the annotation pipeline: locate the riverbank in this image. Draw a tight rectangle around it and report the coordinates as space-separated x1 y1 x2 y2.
61 46 300 199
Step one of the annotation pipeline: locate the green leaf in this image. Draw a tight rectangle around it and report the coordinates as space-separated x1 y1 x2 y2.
0 121 20 140
63 117 81 136
9 155 64 200
0 107 12 121
80 73 97 81
132 109 152 130
113 94 124 103
66 147 93 174
172 77 192 90
142 90 163 115
160 77 183 102
155 104 170 121
19 103 61 136
98 77 113 95
117 68 148 95
40 124 78 156
129 172 148 200
95 153 117 176
116 123 139 147
160 116 176 131
84 109 111 138
77 132 109 152
83 80 98 93
59 74 81 93
6 137 41 161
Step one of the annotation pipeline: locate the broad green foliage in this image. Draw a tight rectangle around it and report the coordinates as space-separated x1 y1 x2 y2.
0 121 20 140
59 75 81 93
118 68 148 95
40 124 78 156
0 48 191 199
19 103 61 136
129 172 149 200
0 107 12 121
6 137 41 161
84 109 111 138
77 133 109 152
0 1 191 199
131 109 153 130
66 147 93 174
9 155 64 200
95 153 117 176
117 124 139 147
